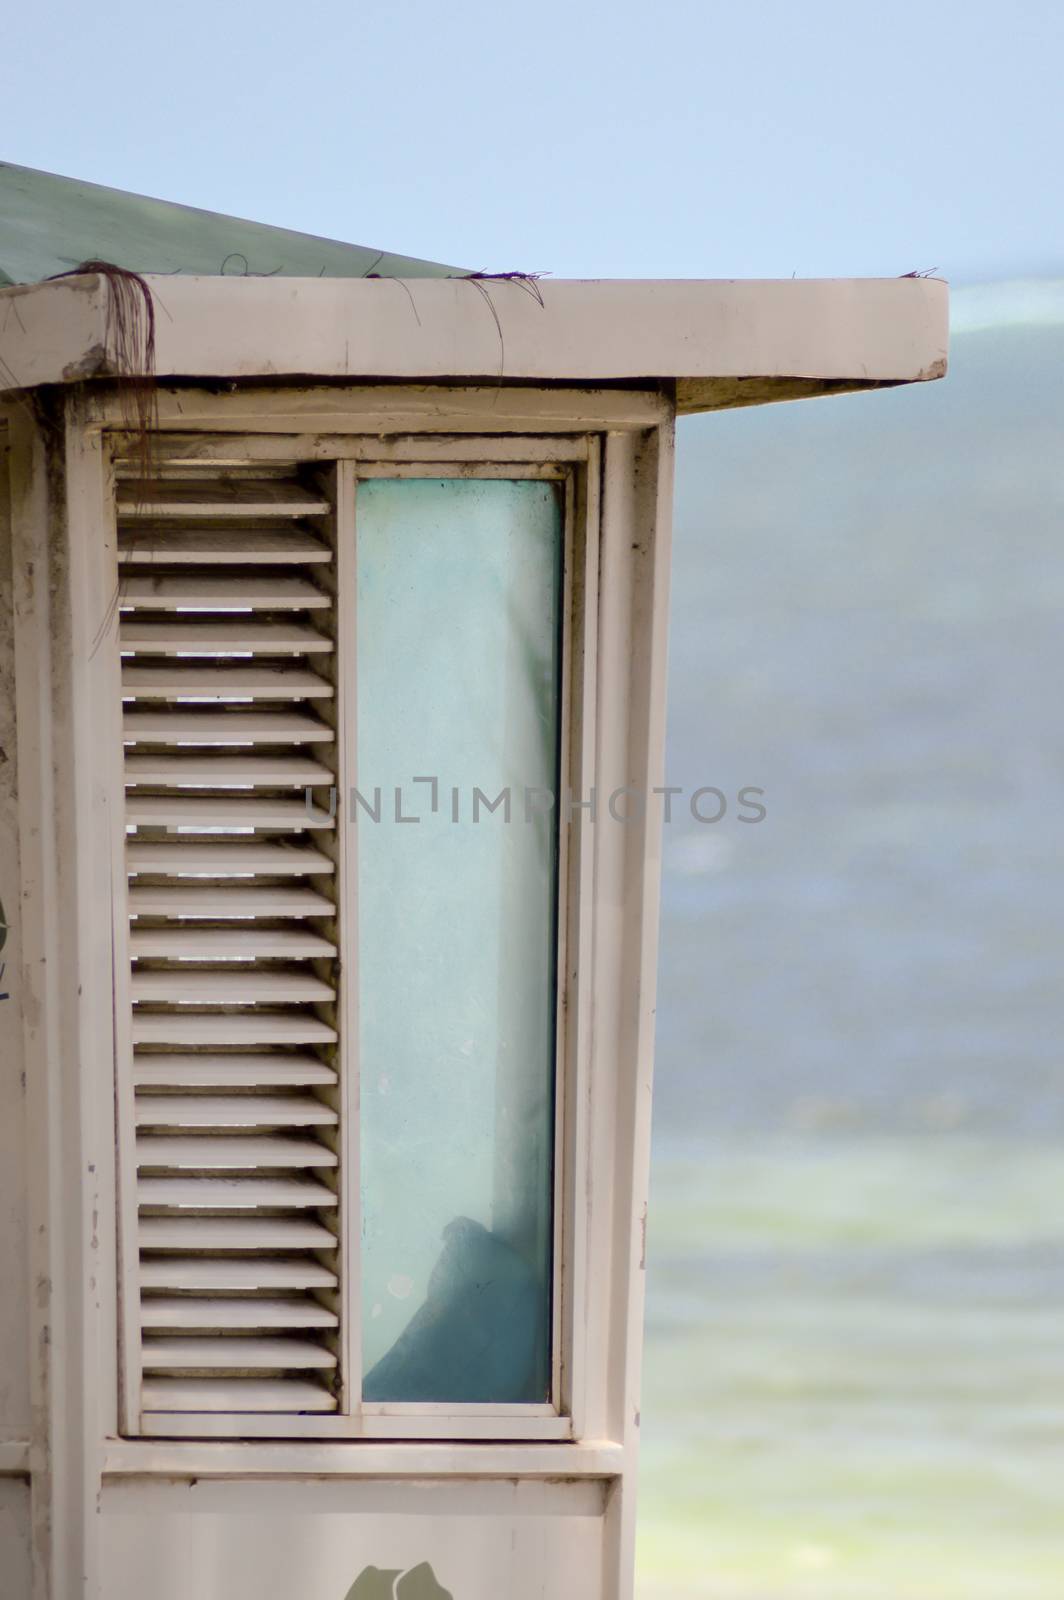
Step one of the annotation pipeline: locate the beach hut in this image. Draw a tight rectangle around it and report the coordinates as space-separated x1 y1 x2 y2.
0 163 947 1600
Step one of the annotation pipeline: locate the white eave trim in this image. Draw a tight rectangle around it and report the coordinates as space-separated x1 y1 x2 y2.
0 273 948 412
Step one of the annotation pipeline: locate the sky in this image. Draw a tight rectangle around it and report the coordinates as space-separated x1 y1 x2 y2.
2 0 1062 286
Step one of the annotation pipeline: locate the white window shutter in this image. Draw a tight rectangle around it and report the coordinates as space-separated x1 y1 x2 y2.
119 465 343 1419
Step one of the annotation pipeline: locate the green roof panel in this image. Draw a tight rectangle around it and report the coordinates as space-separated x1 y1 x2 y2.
0 162 462 287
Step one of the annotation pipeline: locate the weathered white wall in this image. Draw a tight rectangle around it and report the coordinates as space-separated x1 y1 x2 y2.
0 1480 31 1594
0 391 682 1599
0 425 30 1431
102 1479 606 1599
0 422 31 1593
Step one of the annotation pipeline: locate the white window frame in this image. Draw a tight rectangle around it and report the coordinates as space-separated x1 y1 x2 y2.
11 382 673 1475
110 428 598 1442
340 451 584 1441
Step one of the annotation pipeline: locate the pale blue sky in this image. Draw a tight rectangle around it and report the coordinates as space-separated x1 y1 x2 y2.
3 0 1061 284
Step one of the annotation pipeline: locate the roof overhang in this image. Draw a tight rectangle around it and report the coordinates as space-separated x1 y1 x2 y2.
0 272 947 414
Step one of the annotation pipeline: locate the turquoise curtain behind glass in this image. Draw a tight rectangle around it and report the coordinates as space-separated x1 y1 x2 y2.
355 478 561 1403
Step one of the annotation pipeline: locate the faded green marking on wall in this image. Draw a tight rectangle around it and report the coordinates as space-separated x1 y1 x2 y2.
343 1563 454 1600
343 1568 403 1600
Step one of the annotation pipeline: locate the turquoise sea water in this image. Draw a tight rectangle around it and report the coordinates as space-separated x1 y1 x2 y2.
637 320 1064 1596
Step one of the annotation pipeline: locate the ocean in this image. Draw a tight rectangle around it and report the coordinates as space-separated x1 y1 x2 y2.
637 309 1064 1597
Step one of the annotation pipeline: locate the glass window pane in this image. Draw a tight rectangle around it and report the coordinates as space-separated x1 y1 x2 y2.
355 477 562 1404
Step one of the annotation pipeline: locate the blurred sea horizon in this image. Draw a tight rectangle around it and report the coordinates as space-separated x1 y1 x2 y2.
637 286 1064 1597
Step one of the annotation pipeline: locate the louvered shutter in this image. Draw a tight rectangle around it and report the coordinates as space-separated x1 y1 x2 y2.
118 465 343 1420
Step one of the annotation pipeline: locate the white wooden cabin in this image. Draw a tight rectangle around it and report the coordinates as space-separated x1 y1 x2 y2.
0 167 947 1600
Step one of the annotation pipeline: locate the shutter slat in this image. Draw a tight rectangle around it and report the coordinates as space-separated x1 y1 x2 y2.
125 754 334 786
131 1013 338 1046
127 842 333 874
118 482 330 516
140 1259 337 1291
119 531 330 564
137 1136 338 1170
126 796 335 830
124 709 333 744
122 665 334 700
142 1337 337 1370
120 575 329 610
120 621 333 655
142 1298 339 1330
133 1055 337 1089
142 1378 338 1413
129 886 335 917
138 1175 338 1208
139 1216 337 1251
135 1095 338 1128
129 928 336 959
131 970 335 1003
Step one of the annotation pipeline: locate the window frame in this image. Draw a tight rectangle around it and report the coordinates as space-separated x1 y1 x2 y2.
111 432 600 1442
10 379 673 1486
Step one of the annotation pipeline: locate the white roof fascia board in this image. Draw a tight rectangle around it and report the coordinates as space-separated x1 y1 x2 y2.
0 274 948 411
